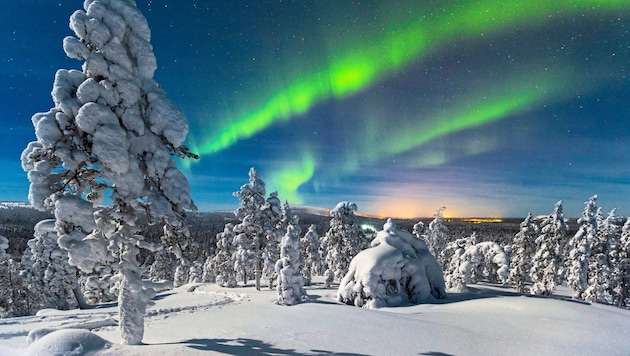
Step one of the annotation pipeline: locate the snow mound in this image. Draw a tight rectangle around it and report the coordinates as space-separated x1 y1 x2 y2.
337 218 446 308
26 328 110 356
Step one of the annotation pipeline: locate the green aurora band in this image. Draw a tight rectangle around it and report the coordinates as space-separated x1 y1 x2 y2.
188 0 629 204
195 0 629 155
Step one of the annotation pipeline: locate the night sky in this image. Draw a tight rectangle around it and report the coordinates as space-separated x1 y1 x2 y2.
2 1 629 218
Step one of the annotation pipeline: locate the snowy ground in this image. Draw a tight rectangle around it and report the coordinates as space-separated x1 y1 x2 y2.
1 278 629 356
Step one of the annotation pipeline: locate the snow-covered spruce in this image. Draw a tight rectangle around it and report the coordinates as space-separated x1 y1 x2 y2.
21 0 196 345
616 218 630 307
261 192 284 290
565 195 598 299
275 221 306 305
530 201 568 296
508 213 539 293
301 224 322 286
337 219 446 308
428 207 449 268
583 208 624 304
322 202 366 287
210 223 238 288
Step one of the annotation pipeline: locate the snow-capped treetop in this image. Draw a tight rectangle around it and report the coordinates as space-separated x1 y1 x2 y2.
233 167 266 221
330 201 357 220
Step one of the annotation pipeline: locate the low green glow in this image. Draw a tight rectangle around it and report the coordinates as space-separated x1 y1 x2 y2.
195 0 628 155
267 152 316 205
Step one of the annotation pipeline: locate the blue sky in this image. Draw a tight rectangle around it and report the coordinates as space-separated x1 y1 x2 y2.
2 1 629 218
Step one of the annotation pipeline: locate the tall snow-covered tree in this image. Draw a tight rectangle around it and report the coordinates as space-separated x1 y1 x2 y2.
583 208 623 304
322 202 365 286
428 207 449 267
530 201 568 296
275 219 306 305
261 192 283 289
233 167 266 289
615 217 630 307
508 213 539 293
210 223 237 288
20 0 196 344
565 195 598 299
301 224 322 286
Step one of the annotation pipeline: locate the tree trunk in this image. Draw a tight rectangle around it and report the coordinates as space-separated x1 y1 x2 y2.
118 245 149 345
254 234 261 291
73 285 92 309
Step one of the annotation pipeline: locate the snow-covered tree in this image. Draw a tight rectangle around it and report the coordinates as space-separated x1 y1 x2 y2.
82 265 119 305
615 218 630 307
337 219 446 308
188 260 203 284
322 202 365 286
530 201 568 296
20 0 196 344
173 260 189 288
428 207 449 267
261 193 283 289
210 223 237 288
201 256 215 283
444 234 509 291
583 209 623 304
233 168 266 289
23 220 85 310
508 213 539 293
444 237 473 292
149 249 176 282
412 221 426 239
301 224 322 286
0 235 8 260
275 219 306 305
565 195 598 299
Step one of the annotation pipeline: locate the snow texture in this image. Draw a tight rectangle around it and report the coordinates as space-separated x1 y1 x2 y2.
337 218 446 308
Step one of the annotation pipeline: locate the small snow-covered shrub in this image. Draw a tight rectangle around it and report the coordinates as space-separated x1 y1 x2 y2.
337 219 446 308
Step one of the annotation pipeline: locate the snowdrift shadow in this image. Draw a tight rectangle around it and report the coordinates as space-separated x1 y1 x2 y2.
435 283 590 306
181 338 368 356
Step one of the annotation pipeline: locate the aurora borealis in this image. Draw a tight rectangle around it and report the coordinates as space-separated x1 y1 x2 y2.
2 1 630 217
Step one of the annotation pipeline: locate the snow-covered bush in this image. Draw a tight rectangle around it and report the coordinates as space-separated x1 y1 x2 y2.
322 202 366 285
444 234 509 291
508 213 539 293
530 201 568 296
337 219 445 308
21 0 196 344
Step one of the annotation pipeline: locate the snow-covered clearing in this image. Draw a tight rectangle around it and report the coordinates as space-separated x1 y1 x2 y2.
1 278 628 355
